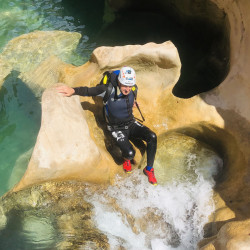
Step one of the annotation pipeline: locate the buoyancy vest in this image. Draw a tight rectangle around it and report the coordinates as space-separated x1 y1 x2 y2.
100 70 138 126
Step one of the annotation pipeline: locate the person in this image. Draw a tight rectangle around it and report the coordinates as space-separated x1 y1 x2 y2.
57 66 157 185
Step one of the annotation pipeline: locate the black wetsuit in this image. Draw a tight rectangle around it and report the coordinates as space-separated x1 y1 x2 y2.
73 72 157 167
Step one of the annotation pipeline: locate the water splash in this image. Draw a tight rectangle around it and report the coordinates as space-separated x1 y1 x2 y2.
87 155 221 250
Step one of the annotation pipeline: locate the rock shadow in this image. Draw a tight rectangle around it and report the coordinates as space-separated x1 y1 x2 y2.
0 70 41 196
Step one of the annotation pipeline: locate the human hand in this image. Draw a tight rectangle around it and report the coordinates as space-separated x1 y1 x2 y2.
56 85 75 97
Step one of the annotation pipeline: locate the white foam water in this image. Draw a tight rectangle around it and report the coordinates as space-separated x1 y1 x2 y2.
87 155 222 250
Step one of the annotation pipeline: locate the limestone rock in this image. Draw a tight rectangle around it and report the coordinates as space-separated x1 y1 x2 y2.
0 181 109 249
199 219 250 250
91 41 181 81
12 40 182 191
211 192 236 223
91 41 181 99
88 41 183 129
13 86 110 191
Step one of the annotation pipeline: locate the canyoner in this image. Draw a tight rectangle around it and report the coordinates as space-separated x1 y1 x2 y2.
100 70 145 122
57 66 158 185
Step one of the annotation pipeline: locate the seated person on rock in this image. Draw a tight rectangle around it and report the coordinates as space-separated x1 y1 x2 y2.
57 66 157 185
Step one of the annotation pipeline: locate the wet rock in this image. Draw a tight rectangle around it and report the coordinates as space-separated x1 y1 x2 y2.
19 55 68 95
13 86 107 191
140 132 223 185
0 181 109 249
199 219 250 250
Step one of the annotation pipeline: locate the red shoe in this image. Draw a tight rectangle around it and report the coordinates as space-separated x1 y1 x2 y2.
143 167 157 185
123 160 132 173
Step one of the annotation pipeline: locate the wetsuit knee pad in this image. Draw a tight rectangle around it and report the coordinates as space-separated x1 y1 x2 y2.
148 131 157 144
122 148 135 160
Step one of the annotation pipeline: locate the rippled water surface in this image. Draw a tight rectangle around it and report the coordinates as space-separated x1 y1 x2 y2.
0 212 60 249
0 0 101 65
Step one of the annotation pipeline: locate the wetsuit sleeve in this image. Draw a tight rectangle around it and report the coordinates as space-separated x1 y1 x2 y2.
73 84 107 97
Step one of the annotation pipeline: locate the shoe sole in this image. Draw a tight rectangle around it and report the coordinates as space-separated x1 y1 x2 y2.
124 169 132 174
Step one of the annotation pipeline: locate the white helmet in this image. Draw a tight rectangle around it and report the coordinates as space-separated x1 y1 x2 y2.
118 66 136 86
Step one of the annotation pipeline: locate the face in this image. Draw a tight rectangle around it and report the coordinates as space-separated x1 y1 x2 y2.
118 82 132 95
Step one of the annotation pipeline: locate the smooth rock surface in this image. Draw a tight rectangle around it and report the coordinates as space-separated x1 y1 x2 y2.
199 219 250 250
0 181 109 249
13 86 111 190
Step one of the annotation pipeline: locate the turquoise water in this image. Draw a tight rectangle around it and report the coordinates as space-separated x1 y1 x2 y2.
0 0 101 65
0 71 41 196
0 0 103 197
0 211 60 249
